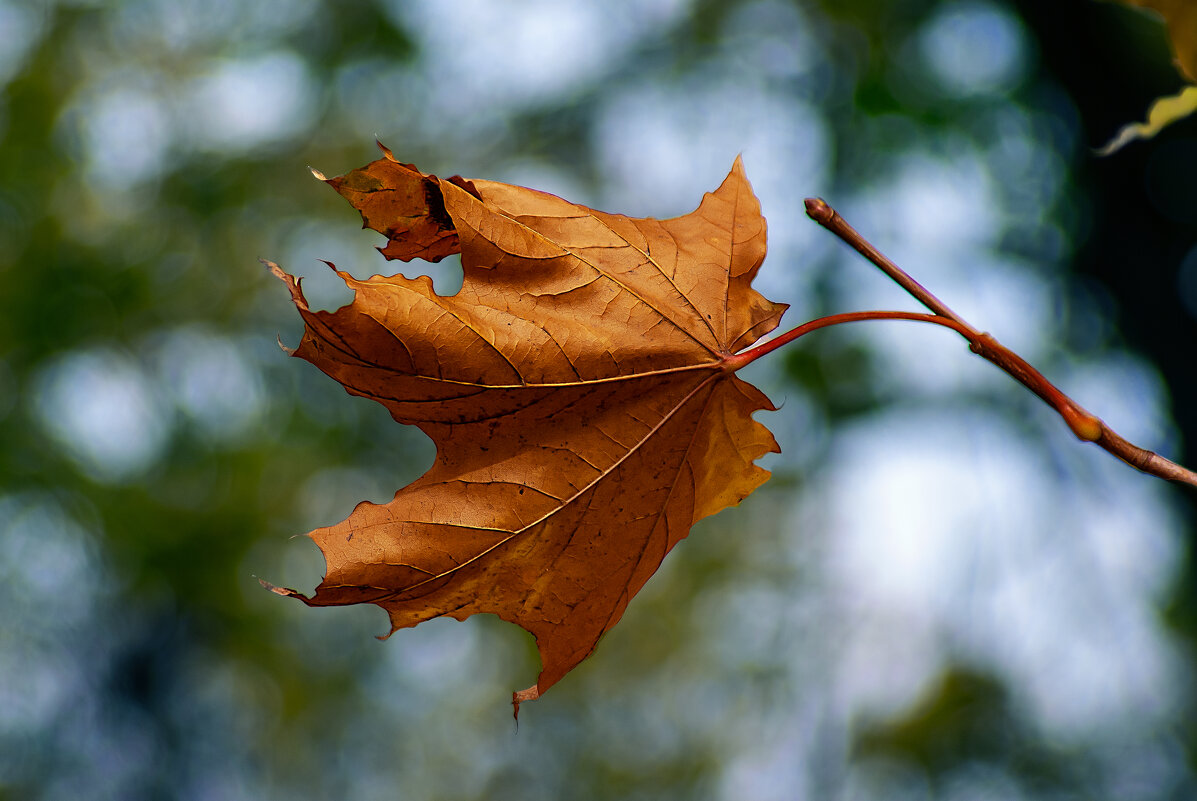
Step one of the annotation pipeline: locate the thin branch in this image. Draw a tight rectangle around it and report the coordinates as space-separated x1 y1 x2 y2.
802 197 1197 489
803 199 972 327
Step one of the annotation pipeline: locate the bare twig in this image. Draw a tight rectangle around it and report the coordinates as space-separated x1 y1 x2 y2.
802 197 1197 489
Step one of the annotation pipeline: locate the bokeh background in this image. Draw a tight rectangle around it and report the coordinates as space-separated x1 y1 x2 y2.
3 0 1196 798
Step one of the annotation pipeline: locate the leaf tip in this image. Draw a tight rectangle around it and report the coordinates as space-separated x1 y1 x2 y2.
262 258 310 311
1094 125 1142 157
376 139 399 162
308 165 328 182
1095 85 1197 156
257 577 306 599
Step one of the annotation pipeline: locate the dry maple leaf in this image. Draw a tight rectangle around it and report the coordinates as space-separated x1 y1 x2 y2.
264 145 786 712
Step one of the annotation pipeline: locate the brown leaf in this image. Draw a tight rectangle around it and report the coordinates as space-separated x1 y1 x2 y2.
1119 0 1197 82
267 146 787 711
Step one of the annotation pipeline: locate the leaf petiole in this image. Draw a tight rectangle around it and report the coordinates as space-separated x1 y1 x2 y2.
725 310 969 370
